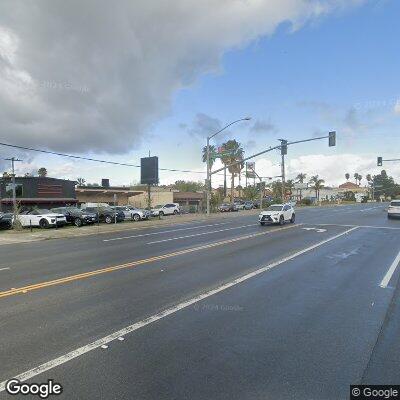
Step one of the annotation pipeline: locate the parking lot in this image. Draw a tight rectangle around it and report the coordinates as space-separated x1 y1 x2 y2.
0 203 399 399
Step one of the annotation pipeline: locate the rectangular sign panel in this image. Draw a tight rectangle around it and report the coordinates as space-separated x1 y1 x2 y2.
141 156 159 185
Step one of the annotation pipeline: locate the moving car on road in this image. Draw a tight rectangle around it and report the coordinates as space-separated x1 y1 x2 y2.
84 207 125 224
17 209 67 228
259 204 295 226
218 203 238 212
388 200 400 219
0 213 13 230
51 207 97 227
151 203 180 217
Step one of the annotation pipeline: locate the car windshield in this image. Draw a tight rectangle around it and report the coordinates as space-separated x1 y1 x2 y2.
391 201 400 206
266 206 283 211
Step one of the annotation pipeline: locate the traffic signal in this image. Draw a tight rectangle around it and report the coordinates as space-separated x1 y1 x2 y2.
377 157 383 166
328 131 336 147
280 140 287 155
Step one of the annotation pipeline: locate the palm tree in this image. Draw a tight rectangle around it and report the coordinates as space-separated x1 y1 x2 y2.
366 174 372 183
295 173 307 201
285 179 295 199
357 174 362 186
345 173 350 181
354 173 359 185
296 173 307 183
202 145 217 169
309 175 325 202
220 140 244 204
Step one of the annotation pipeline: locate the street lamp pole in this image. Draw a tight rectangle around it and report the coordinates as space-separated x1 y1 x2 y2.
5 157 22 220
206 117 251 215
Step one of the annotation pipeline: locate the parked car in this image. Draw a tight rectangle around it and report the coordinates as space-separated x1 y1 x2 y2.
51 207 97 227
259 204 295 226
111 206 134 221
388 200 400 219
244 201 254 210
0 213 13 230
125 206 151 221
151 203 180 217
83 207 125 224
17 209 67 228
234 201 246 210
218 203 238 212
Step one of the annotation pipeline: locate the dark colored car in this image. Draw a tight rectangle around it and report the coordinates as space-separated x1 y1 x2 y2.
84 207 125 224
0 213 13 230
51 207 97 227
244 201 254 210
218 203 238 212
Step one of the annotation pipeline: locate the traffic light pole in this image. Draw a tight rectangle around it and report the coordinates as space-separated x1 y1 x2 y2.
211 132 336 177
377 157 400 166
281 152 285 200
5 157 22 222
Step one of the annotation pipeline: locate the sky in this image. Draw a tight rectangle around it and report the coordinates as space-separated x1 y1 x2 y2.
0 0 399 187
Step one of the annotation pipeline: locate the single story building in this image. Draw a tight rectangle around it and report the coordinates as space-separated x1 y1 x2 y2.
76 186 143 206
0 176 77 212
173 191 205 212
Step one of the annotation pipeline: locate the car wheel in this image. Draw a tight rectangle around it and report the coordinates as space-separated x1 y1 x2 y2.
290 214 296 224
173 210 178 215
105 215 113 224
159 211 164 217
260 222 265 226
388 214 392 219
279 215 285 226
39 219 49 229
74 218 82 227
133 214 140 222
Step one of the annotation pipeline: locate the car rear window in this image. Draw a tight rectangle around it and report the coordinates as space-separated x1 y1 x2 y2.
390 201 400 206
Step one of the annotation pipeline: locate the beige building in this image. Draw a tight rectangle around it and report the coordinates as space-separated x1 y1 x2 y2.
76 186 143 206
128 190 174 208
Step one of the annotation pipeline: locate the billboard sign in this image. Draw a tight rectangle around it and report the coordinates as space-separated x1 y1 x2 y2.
141 156 159 185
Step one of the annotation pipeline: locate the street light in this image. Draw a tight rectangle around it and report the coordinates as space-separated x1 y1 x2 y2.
206 117 251 215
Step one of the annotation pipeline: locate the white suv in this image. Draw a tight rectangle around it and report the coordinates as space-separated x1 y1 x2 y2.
151 203 180 217
388 200 400 219
259 204 295 226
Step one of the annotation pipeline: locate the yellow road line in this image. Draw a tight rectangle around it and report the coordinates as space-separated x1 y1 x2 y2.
0 224 299 299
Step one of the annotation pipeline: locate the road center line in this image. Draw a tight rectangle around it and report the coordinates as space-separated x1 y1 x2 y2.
0 226 357 392
0 268 10 272
103 222 232 242
147 224 258 244
0 224 299 299
304 223 400 230
380 249 400 288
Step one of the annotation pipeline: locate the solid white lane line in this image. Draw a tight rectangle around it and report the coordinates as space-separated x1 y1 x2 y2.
103 222 232 242
305 223 400 230
380 249 400 288
0 226 358 392
147 224 258 244
0 268 10 272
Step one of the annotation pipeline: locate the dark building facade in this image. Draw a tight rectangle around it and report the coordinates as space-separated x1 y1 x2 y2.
0 177 77 212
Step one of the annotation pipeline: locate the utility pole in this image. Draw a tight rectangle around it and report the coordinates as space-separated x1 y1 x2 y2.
279 139 287 201
5 157 22 220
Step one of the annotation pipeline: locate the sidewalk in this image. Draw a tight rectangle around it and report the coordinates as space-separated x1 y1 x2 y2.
0 210 260 246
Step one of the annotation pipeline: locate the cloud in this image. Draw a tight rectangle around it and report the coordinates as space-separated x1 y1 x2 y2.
250 119 277 134
395 100 400 115
0 0 364 156
187 113 224 140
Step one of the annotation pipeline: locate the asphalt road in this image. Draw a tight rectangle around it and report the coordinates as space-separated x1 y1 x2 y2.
1 203 400 399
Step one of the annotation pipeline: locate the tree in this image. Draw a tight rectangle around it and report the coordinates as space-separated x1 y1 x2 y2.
242 185 259 201
76 177 86 186
366 174 372 183
285 179 295 197
202 144 217 170
220 139 244 203
373 170 400 199
309 175 325 201
345 173 350 181
37 167 47 177
172 180 204 192
296 173 307 183
295 173 307 201
2 172 10 178
357 174 362 186
268 180 283 201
